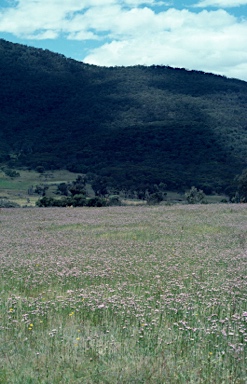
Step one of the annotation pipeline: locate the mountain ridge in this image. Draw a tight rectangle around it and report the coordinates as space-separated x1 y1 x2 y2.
1 38 247 194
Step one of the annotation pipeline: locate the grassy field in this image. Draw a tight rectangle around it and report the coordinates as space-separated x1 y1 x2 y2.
0 169 84 206
0 168 229 207
0 205 246 383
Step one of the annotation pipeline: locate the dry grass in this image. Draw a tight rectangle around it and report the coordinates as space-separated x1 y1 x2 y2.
0 205 246 383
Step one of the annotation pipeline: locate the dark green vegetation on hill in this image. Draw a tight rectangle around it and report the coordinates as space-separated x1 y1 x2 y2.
1 38 247 194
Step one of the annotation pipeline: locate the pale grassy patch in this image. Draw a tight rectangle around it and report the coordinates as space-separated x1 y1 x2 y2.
0 169 82 206
0 205 246 383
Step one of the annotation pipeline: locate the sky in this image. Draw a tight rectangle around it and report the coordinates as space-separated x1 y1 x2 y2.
0 0 247 81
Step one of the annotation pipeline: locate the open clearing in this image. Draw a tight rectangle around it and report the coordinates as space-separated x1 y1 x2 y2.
0 168 228 207
0 169 82 206
0 205 246 383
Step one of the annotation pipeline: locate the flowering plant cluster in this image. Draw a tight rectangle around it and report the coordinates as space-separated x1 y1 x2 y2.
0 205 246 382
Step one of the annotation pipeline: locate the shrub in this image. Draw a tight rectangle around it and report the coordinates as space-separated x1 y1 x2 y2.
71 194 87 207
36 197 56 207
35 166 45 173
3 169 20 178
0 199 20 208
236 168 247 202
86 197 108 207
108 196 122 206
185 186 206 204
146 192 165 205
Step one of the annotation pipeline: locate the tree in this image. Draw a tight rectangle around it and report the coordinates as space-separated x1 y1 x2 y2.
185 186 206 204
69 175 86 196
146 191 164 205
57 182 69 196
34 184 49 196
35 166 45 174
91 176 108 197
236 169 247 202
3 169 20 178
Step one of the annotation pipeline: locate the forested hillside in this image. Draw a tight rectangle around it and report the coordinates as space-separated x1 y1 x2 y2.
1 38 247 194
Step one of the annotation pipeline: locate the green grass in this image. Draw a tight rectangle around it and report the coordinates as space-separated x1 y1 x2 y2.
0 169 83 206
0 205 246 383
0 168 230 208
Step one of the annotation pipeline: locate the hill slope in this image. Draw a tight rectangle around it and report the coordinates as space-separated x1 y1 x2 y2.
1 38 247 193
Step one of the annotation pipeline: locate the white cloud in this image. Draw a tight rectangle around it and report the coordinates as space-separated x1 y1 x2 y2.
0 1 247 81
0 0 161 36
194 0 247 7
27 30 59 40
83 8 247 81
0 1 76 35
122 0 169 5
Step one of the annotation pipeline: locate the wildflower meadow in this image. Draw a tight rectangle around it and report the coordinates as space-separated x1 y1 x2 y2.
0 205 246 383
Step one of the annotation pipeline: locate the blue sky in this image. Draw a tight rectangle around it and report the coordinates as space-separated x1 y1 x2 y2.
1 0 247 81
